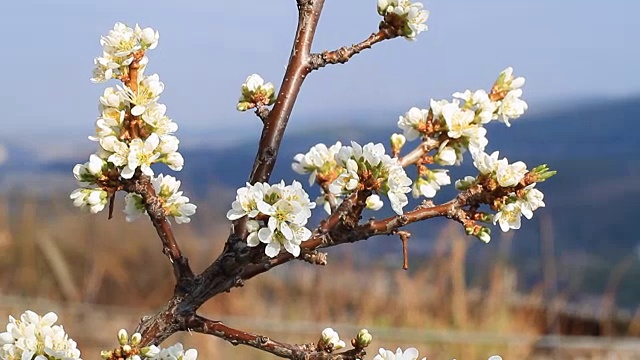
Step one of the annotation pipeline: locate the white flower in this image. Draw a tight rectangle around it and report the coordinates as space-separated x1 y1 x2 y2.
494 202 523 232
125 133 161 178
238 74 276 110
518 184 545 219
434 142 457 166
147 342 197 360
429 98 450 119
100 135 130 167
496 67 525 91
99 87 126 109
0 310 82 360
292 142 342 185
73 154 105 186
442 101 475 139
495 158 527 187
390 133 406 151
329 158 359 195
320 328 346 351
257 221 311 257
121 74 165 116
373 347 425 360
226 182 268 220
90 107 125 141
134 24 159 50
488 356 503 360
495 88 528 126
124 174 196 224
383 158 412 214
70 188 108 214
453 89 496 124
412 169 451 198
142 102 178 136
472 150 500 175
397 107 428 141
124 193 146 222
378 0 429 40
101 22 139 57
366 194 384 211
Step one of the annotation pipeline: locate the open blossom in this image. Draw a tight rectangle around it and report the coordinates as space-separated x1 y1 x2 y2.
121 73 165 116
73 154 106 186
397 107 429 141
146 342 197 360
495 67 525 92
0 310 82 360
373 347 425 360
494 202 523 232
495 157 527 187
518 183 545 219
378 0 429 40
495 88 528 126
292 142 342 185
227 181 315 258
472 150 501 175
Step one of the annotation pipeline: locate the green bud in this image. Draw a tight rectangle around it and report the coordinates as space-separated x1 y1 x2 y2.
117 329 128 346
477 227 491 243
130 332 142 346
101 350 113 359
355 329 372 348
237 101 251 112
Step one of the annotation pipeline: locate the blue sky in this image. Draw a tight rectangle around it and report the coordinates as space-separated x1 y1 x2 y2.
0 0 637 140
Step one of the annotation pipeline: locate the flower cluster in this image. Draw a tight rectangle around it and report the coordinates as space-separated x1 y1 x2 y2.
71 22 195 224
468 150 549 235
394 68 528 200
227 181 316 257
101 329 197 360
91 22 158 84
377 0 429 40
0 310 82 360
124 174 197 224
397 67 527 154
237 74 276 111
293 141 412 215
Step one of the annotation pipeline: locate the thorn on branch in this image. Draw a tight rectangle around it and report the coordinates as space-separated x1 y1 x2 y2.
397 230 411 270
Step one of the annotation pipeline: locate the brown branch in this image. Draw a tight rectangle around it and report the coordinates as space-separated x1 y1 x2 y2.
398 137 440 167
185 315 366 360
255 105 270 124
122 175 194 288
309 29 396 71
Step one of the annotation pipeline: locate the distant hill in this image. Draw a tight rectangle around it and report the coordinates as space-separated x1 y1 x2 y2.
27 95 640 307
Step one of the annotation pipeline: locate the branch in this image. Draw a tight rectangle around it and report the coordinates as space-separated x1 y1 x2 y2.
255 104 270 124
122 175 194 287
308 29 396 71
185 315 366 360
249 0 325 185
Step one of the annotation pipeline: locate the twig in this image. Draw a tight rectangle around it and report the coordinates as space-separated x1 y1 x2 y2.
122 176 194 287
255 105 270 124
308 29 396 71
185 315 366 360
397 231 411 270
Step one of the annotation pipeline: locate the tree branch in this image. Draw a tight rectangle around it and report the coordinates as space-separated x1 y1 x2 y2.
308 29 396 71
122 175 194 288
185 315 366 360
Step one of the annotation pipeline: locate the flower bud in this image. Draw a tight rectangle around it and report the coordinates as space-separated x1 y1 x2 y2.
101 350 113 359
130 332 142 346
365 194 384 211
355 329 372 348
455 176 476 190
122 344 132 353
390 133 406 154
141 345 161 358
477 227 491 243
117 329 128 345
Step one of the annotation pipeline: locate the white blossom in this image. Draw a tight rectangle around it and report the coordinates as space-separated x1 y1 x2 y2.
495 88 528 126
292 142 342 185
518 184 545 219
146 342 197 360
397 107 428 141
237 74 276 110
125 133 161 178
372 347 425 360
70 188 108 214
366 194 384 211
0 310 82 360
495 158 527 187
494 202 523 232
124 174 197 224
472 150 501 175
226 182 268 220
320 328 346 351
434 141 457 166
73 154 105 186
378 0 429 40
496 67 525 91
122 74 165 116
412 169 450 198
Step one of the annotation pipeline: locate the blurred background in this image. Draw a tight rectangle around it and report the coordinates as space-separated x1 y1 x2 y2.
0 0 638 359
